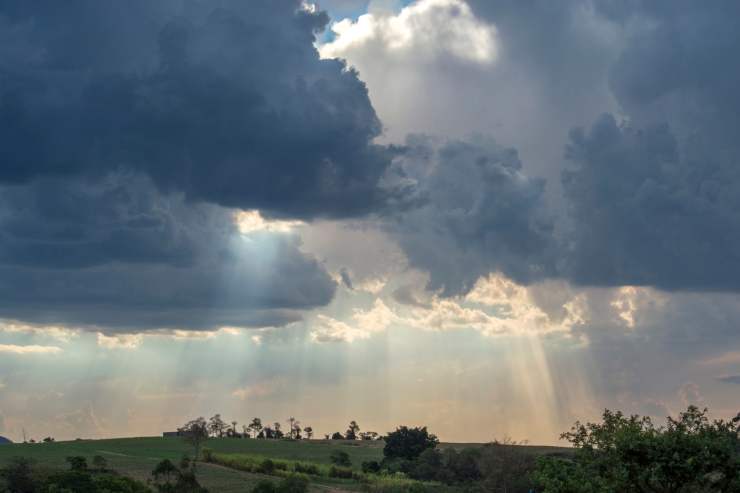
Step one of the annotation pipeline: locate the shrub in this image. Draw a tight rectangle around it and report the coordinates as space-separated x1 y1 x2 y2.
1 457 39 493
328 466 354 479
201 448 214 462
276 474 309 493
92 455 108 471
259 459 276 474
330 450 351 467
293 462 319 475
534 406 740 493
362 460 382 474
252 479 278 493
66 456 88 472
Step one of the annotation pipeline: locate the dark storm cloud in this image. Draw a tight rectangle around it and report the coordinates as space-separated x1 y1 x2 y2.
561 114 740 290
0 175 336 331
558 0 740 290
384 1 740 295
0 0 396 219
387 135 556 296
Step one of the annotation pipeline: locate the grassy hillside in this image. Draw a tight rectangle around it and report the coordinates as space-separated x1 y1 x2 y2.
0 437 386 492
0 437 571 492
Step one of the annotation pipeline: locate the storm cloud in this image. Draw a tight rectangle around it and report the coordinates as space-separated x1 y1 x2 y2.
0 0 397 219
0 174 335 330
387 135 556 296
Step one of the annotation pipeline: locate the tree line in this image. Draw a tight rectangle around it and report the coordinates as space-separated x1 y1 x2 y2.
179 415 379 442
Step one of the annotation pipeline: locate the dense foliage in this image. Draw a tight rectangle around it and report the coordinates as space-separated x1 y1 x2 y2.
383 427 439 461
0 456 150 493
535 406 740 493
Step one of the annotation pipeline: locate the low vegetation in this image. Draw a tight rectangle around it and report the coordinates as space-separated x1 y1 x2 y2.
1 406 737 492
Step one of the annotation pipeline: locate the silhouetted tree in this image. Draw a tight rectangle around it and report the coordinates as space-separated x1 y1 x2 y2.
331 432 344 440
360 431 379 441
208 414 227 437
292 420 302 440
303 426 313 439
249 418 263 439
179 417 209 462
287 417 297 439
346 420 360 440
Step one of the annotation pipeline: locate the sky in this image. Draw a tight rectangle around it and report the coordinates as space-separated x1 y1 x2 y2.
0 0 739 444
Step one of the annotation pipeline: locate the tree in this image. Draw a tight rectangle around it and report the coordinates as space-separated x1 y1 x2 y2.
360 431 379 441
208 414 227 437
230 421 238 437
292 421 302 440
151 458 207 493
303 426 313 440
287 417 297 439
535 406 740 493
346 420 360 440
274 423 284 439
179 417 209 462
249 418 263 439
383 426 439 461
242 424 250 438
42 436 55 443
331 432 344 440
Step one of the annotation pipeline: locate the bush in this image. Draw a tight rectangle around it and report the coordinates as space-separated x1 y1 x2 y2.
252 479 278 493
534 406 740 493
276 474 309 493
1 457 39 493
201 448 214 462
293 462 319 475
328 466 354 479
65 456 88 472
330 450 351 467
362 460 382 474
92 455 108 471
259 459 276 474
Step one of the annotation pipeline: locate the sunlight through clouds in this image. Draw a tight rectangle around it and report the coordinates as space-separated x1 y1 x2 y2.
234 210 304 235
0 344 62 354
319 0 498 64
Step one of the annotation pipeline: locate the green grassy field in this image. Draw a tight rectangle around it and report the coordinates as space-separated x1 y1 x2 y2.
0 437 387 492
0 437 571 492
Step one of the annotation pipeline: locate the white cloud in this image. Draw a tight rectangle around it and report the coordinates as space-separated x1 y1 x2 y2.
310 299 395 342
234 210 303 234
96 332 144 350
0 320 78 342
320 0 498 64
0 344 62 355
